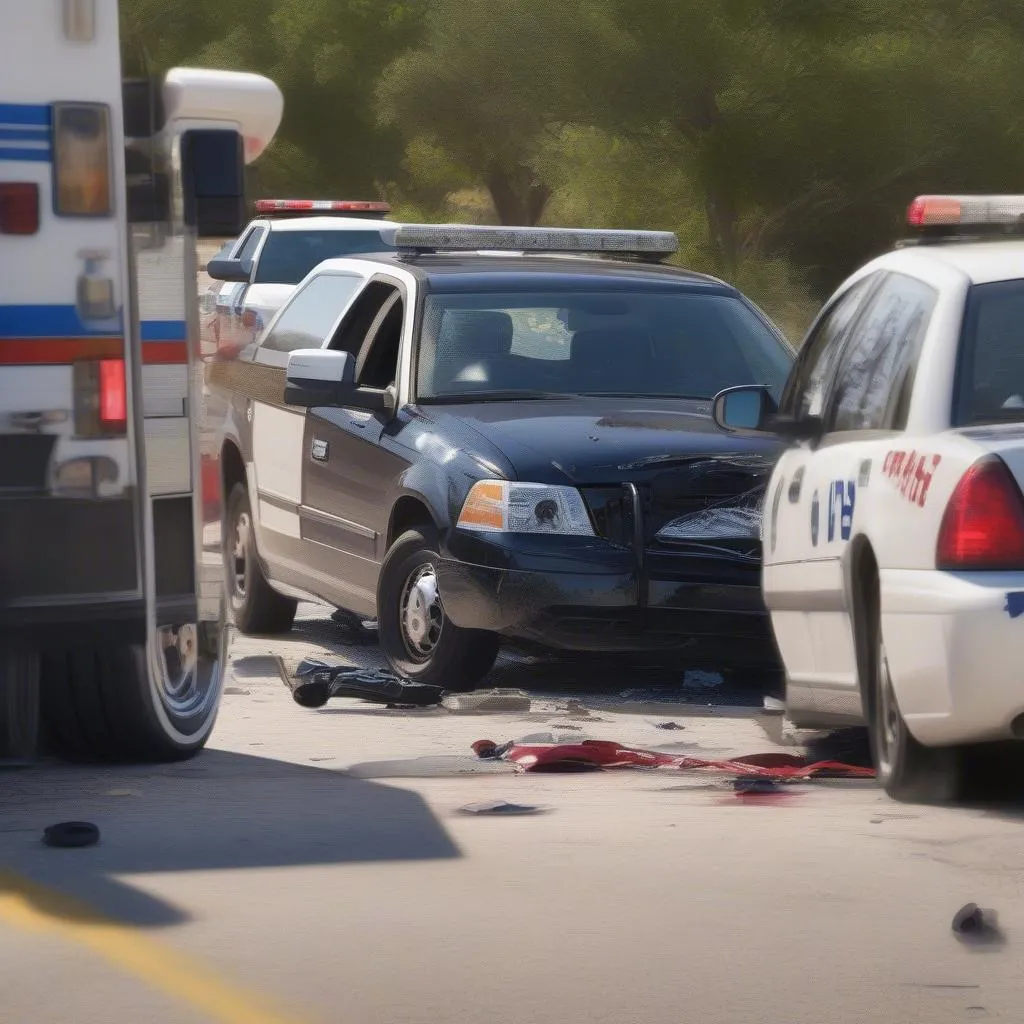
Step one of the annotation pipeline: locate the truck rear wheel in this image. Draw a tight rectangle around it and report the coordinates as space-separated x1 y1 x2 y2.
41 622 224 762
224 483 297 634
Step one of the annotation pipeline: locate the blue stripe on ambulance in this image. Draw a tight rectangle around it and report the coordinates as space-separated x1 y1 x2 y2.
0 103 52 161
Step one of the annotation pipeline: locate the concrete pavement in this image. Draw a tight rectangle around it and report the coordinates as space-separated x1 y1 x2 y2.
0 607 1020 1023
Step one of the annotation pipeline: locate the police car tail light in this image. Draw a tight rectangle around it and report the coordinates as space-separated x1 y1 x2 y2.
458 480 595 536
907 194 1024 229
936 457 1024 570
73 358 127 437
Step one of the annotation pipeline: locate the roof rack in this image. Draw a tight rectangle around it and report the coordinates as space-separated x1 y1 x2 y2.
254 199 391 221
900 194 1024 246
390 224 679 262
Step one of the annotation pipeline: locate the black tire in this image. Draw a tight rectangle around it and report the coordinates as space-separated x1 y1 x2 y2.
224 482 296 635
0 648 40 762
377 527 499 692
862 580 963 804
41 623 224 763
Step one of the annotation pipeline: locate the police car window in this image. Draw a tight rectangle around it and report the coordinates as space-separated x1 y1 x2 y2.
252 230 393 285
826 273 936 433
416 288 792 401
260 273 362 354
781 275 877 421
956 280 1024 425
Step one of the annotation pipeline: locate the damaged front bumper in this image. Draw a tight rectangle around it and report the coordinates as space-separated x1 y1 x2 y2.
437 531 777 664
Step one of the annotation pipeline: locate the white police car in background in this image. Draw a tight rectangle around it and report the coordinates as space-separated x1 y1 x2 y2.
203 199 397 358
713 194 1024 802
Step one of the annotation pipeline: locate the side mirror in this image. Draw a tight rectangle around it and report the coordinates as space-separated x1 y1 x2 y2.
711 385 776 434
207 257 252 283
180 128 247 238
284 349 395 415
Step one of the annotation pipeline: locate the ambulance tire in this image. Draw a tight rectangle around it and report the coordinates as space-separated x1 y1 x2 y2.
863 580 964 804
225 483 297 635
41 625 223 763
377 527 499 692
0 648 40 762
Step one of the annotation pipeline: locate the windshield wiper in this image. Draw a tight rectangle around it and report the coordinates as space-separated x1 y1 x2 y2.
420 389 573 404
572 391 711 400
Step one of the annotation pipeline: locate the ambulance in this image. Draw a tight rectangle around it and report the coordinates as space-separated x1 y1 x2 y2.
0 0 283 761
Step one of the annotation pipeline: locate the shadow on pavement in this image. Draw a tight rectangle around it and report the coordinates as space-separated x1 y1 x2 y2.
0 748 460 929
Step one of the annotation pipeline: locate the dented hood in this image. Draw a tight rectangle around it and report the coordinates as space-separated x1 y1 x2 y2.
422 397 783 486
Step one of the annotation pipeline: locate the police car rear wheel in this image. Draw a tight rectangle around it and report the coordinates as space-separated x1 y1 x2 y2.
867 604 962 804
41 622 225 762
225 483 297 635
378 527 499 692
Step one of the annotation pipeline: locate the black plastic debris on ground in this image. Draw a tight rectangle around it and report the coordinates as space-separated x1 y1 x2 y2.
653 721 685 731
952 903 1006 947
459 800 547 816
43 822 100 848
733 778 780 795
329 608 379 646
290 658 444 709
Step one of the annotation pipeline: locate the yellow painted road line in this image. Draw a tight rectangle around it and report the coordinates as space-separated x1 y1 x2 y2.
0 870 309 1024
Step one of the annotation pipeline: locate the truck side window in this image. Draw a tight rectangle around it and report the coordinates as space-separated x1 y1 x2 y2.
356 290 404 389
328 281 402 367
259 273 362 354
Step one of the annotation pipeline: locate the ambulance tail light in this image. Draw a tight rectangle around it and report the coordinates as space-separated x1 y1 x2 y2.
73 358 127 437
0 183 40 235
936 457 1024 570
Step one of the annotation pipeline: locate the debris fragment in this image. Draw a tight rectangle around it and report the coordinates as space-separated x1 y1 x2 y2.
733 778 780 794
472 737 876 779
952 904 1006 947
653 721 685 731
224 686 251 695
329 608 379 645
762 696 785 713
442 688 531 714
459 800 546 816
42 822 100 848
290 659 444 708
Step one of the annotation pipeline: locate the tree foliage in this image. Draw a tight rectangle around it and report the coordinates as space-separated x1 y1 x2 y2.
120 0 1024 338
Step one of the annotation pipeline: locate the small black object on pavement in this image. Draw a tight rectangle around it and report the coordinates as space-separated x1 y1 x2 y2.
42 822 100 848
290 659 445 709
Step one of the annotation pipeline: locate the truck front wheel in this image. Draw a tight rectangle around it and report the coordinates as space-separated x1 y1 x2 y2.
41 622 224 762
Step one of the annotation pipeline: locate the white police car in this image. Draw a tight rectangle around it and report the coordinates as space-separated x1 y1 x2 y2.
713 194 1024 802
204 199 397 358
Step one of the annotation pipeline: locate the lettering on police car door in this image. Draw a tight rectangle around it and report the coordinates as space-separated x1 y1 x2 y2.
827 480 856 543
882 450 941 507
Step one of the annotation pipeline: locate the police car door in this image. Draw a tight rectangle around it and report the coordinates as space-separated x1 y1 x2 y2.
798 271 938 709
763 273 881 698
248 271 362 579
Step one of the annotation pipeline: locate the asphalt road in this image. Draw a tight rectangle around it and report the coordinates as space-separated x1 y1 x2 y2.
0 606 1020 1023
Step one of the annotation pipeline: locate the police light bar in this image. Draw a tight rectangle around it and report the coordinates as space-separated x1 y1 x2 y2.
254 198 391 219
391 224 679 259
907 194 1024 229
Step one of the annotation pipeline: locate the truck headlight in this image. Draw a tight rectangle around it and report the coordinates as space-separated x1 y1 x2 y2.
457 480 595 536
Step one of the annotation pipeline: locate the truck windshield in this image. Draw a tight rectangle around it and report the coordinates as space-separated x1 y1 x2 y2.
956 279 1024 424
417 287 793 402
253 229 394 285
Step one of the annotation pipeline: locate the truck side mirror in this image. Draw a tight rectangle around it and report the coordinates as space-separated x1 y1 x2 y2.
712 385 775 434
284 348 393 414
180 129 246 238
207 257 253 283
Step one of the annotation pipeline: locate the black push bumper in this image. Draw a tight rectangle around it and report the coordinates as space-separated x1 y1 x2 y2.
437 535 777 665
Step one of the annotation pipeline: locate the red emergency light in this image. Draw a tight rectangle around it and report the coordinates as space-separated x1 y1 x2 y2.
907 194 1024 230
254 198 391 219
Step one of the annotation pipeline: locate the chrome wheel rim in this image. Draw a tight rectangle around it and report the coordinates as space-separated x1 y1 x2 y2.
876 636 899 777
155 624 210 716
231 511 250 599
400 564 444 661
